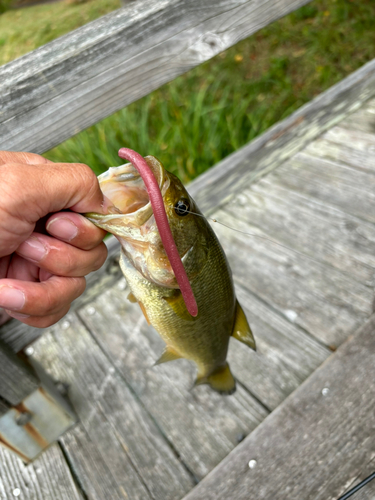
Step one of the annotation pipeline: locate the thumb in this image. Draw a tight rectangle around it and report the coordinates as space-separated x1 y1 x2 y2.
2 162 107 220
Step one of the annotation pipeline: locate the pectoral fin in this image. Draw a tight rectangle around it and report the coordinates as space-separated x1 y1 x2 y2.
195 363 236 395
232 301 256 350
155 346 182 365
163 291 195 321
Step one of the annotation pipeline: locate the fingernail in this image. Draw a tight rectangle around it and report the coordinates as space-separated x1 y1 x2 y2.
6 310 30 319
0 287 25 310
17 237 47 262
47 218 78 241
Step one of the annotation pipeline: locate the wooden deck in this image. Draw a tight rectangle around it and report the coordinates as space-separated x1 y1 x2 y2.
1 97 375 499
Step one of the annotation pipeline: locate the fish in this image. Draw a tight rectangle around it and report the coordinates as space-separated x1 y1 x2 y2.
86 149 255 395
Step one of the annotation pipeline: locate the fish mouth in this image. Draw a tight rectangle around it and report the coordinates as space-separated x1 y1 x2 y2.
87 156 169 230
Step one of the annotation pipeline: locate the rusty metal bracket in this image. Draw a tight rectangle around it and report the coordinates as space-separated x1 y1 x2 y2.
0 358 76 463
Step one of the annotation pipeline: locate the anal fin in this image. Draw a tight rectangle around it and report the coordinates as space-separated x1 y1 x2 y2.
127 291 137 303
155 346 182 365
195 363 236 395
138 301 151 325
232 300 256 350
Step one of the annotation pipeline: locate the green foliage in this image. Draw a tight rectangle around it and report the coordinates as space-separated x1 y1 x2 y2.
0 0 12 14
0 0 120 65
291 4 319 21
2 0 375 181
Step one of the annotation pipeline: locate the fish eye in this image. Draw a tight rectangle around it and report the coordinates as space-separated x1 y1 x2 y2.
174 199 190 216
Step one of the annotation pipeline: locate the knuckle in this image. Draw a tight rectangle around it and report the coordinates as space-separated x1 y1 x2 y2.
91 245 108 271
21 152 50 165
44 286 63 313
52 249 80 277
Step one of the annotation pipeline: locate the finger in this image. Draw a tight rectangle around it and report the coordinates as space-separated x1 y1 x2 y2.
6 254 52 282
46 212 107 250
7 254 39 282
0 275 86 317
1 162 110 224
15 232 108 277
6 305 71 328
0 151 54 166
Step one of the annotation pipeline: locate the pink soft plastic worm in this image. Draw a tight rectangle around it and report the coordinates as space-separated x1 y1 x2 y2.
118 148 198 317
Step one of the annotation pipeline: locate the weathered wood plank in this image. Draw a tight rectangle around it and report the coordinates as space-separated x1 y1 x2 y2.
0 398 10 417
339 458 375 500
211 210 374 347
0 340 39 405
0 0 311 154
79 280 269 479
268 152 375 224
183 315 375 500
0 443 83 500
339 96 375 134
225 180 375 286
229 283 329 410
32 313 195 500
304 125 375 174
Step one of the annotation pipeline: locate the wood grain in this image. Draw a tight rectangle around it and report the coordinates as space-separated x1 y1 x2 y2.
229 283 329 410
0 398 10 417
269 152 375 224
211 209 374 347
183 315 375 500
305 125 375 174
0 340 39 405
225 180 375 286
0 0 311 154
339 96 375 134
32 313 195 500
0 443 84 500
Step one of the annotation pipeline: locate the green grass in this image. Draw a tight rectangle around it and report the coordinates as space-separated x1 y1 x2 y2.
2 0 375 181
0 0 120 65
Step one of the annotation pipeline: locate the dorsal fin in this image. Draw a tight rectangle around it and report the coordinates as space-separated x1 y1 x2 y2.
231 301 256 350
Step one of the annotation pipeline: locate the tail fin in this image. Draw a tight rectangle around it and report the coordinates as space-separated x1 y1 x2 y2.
195 363 236 395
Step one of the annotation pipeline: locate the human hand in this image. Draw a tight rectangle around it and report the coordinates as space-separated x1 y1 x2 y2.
0 151 109 328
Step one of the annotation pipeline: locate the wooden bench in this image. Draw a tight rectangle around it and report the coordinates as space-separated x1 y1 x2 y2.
1 0 375 497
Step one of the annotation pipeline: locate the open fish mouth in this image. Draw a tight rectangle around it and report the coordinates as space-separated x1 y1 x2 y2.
87 157 170 230
86 149 198 317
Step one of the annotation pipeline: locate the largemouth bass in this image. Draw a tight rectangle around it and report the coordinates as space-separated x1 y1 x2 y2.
87 150 255 394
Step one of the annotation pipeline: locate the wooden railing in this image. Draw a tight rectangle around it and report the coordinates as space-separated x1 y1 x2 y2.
1 0 312 154
1 0 375 461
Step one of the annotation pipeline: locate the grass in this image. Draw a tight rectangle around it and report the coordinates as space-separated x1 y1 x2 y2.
0 0 120 64
2 0 375 181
